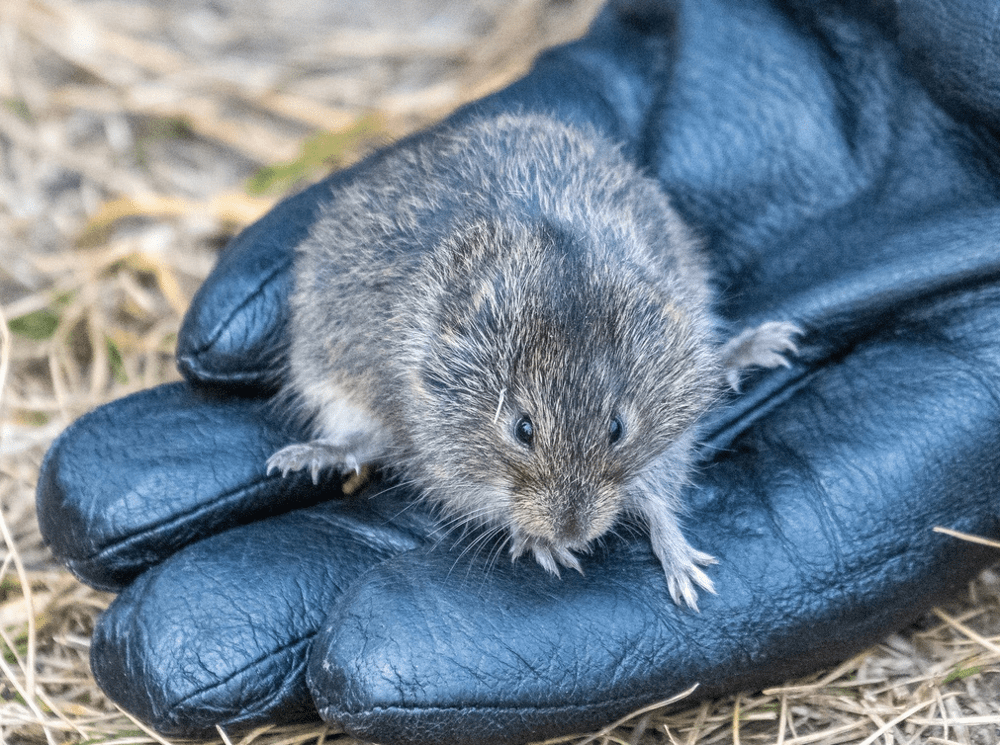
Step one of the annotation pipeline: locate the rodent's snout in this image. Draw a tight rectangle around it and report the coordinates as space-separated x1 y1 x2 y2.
550 506 590 544
513 487 620 548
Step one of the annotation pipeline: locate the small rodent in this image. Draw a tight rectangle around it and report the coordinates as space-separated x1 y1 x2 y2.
267 112 800 609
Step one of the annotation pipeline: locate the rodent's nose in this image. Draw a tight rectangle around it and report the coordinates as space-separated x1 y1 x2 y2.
552 508 589 543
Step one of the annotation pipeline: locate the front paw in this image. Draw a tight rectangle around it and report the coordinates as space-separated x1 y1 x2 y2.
510 533 584 577
266 441 361 484
661 546 717 611
644 508 718 610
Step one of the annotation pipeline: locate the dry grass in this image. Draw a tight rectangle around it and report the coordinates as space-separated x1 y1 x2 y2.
1 1 1000 743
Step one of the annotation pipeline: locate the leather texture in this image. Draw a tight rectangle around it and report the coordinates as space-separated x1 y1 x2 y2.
35 0 1000 743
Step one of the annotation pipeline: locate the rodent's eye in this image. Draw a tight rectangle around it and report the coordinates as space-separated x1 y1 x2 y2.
513 414 534 448
608 415 624 446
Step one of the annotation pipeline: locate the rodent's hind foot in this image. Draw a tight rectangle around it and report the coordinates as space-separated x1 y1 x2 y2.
510 534 584 578
266 440 362 485
721 320 803 390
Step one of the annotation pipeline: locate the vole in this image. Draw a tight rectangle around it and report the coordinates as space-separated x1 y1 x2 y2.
267 113 800 609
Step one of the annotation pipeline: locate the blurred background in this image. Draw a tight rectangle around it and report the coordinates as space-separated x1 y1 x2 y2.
2 1 1000 744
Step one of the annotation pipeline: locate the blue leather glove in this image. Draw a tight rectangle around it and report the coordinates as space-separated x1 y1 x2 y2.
36 1 1000 743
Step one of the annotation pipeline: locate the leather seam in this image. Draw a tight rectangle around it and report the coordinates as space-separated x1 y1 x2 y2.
171 636 313 710
186 254 291 357
77 478 294 565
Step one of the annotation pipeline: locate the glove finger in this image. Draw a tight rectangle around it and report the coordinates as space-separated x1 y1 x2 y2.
307 282 1000 745
90 483 430 737
699 208 1000 452
36 382 332 590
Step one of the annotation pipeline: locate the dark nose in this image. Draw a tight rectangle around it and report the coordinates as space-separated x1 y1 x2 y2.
553 507 588 543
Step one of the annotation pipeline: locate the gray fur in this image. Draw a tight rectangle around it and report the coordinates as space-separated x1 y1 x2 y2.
267 113 800 609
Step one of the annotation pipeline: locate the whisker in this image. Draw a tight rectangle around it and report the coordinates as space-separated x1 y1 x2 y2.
492 386 507 423
485 529 514 574
446 523 507 579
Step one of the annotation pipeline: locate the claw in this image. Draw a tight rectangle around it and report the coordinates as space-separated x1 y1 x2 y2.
668 575 699 611
510 535 585 577
722 321 803 391
509 533 529 560
647 514 718 611
266 440 367 484
551 545 584 575
531 545 561 577
344 454 361 476
662 554 718 611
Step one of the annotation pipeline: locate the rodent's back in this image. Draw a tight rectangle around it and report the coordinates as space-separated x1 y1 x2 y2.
288 114 720 536
292 115 712 394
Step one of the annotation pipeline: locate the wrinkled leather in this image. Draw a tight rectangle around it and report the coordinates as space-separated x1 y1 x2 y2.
35 1 1000 744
